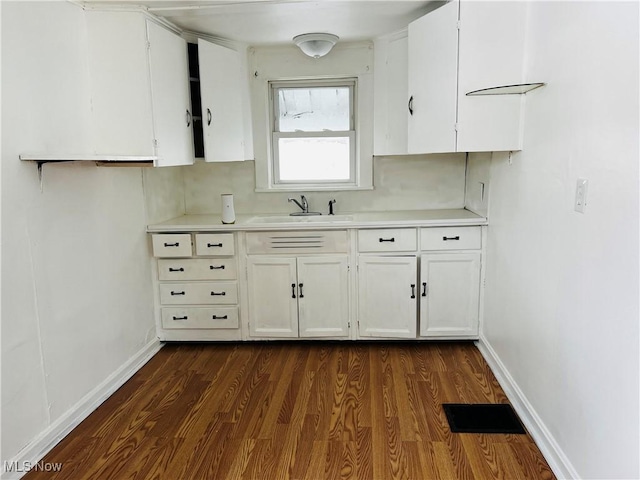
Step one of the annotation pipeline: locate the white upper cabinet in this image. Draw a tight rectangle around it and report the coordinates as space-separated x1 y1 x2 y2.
373 32 409 156
197 39 248 162
407 2 459 154
84 11 193 167
407 0 528 154
146 21 194 166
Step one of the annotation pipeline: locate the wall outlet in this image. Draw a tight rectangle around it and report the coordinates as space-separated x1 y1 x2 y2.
574 178 588 213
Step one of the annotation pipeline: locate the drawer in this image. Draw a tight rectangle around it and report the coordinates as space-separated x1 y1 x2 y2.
195 233 235 256
151 234 192 257
420 226 481 250
158 258 237 281
358 228 417 252
161 307 239 329
246 230 348 254
159 282 238 305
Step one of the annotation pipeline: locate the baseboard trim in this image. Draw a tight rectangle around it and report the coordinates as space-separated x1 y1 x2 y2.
476 335 580 480
2 339 163 480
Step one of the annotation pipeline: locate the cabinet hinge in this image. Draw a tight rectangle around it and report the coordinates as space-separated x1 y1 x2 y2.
454 123 459 132
348 322 351 329
146 41 151 50
456 20 461 30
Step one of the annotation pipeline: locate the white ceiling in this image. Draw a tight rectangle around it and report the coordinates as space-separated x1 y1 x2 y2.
83 1 440 46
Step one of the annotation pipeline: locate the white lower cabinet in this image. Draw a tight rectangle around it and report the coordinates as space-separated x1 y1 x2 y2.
419 252 481 337
247 255 350 339
357 256 418 338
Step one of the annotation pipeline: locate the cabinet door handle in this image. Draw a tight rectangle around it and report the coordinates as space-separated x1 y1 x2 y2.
170 291 185 296
408 95 414 116
291 283 296 299
443 236 460 241
422 282 427 297
208 243 223 248
172 316 188 321
207 108 212 126
212 314 228 320
298 283 304 298
209 265 225 270
379 237 395 243
210 291 226 296
168 267 184 272
186 109 192 127
410 284 416 299
164 242 180 247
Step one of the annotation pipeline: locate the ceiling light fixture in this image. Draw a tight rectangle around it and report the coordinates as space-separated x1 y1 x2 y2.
293 33 339 58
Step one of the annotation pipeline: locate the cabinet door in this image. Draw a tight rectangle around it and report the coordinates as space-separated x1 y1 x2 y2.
373 33 408 156
420 252 480 337
357 256 417 338
407 0 459 154
297 256 349 338
198 39 245 162
146 21 194 167
247 257 298 337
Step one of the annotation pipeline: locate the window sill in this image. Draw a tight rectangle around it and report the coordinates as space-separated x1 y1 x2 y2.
255 184 374 193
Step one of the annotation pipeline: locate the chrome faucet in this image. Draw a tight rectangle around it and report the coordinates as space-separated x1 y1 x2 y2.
288 195 309 213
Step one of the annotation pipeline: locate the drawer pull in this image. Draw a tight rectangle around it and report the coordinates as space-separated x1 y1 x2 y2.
172 316 188 321
422 282 427 297
443 236 460 241
291 283 296 299
207 242 223 248
212 315 228 320
379 237 395 243
164 242 180 247
168 267 184 272
209 265 225 270
410 284 416 299
298 283 304 299
210 291 226 296
171 291 186 296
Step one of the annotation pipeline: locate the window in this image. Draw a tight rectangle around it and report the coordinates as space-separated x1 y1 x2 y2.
270 79 356 187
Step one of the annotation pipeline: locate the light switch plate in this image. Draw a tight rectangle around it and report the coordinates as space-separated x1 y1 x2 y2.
575 178 588 213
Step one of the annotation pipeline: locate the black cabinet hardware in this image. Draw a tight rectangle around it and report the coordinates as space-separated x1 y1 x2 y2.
379 238 395 243
169 267 184 272
208 242 223 248
210 291 226 296
291 283 296 299
298 283 304 298
408 95 414 116
411 284 416 299
422 282 427 297
164 242 179 247
443 236 460 241
212 315 228 320
172 316 188 321
170 291 186 296
209 265 225 270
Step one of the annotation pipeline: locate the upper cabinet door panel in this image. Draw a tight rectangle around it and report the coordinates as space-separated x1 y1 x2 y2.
147 21 194 167
407 0 459 154
198 39 246 162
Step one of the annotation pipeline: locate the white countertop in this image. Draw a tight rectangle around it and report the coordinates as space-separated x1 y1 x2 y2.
147 208 487 232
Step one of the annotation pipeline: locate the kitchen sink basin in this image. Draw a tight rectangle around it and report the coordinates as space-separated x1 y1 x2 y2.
247 214 354 224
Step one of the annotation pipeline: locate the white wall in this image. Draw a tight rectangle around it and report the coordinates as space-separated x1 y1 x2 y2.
183 154 467 215
1 1 161 467
481 2 639 478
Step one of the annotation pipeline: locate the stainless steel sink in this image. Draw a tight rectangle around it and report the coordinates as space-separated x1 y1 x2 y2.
247 214 354 224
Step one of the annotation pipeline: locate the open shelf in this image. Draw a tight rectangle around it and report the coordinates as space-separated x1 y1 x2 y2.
466 83 546 96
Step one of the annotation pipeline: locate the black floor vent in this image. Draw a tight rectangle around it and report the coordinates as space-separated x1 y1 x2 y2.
442 403 526 434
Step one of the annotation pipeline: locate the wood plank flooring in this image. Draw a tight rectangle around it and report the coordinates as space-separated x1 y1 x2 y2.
25 342 555 480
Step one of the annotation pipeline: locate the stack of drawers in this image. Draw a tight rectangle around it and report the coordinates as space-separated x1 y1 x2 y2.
151 232 240 339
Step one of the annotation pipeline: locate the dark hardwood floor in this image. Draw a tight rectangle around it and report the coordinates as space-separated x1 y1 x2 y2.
25 342 555 479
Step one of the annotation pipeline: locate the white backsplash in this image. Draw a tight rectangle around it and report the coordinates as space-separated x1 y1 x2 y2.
183 153 466 215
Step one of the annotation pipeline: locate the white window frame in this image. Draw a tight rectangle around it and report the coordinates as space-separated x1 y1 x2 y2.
269 78 357 189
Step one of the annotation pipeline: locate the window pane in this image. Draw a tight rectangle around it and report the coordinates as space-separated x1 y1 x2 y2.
277 86 350 132
278 137 351 181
